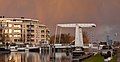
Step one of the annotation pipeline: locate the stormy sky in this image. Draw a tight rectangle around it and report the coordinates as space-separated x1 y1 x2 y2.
0 0 120 41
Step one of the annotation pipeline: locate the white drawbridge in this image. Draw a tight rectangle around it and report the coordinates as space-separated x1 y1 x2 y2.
55 23 96 47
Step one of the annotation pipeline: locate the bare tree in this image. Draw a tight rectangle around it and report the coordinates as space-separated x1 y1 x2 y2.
50 33 74 44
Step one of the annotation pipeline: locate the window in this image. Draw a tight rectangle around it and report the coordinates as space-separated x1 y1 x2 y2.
6 20 12 22
27 34 34 38
14 30 21 33
9 29 12 33
13 19 22 22
41 30 45 33
41 35 45 38
8 24 12 27
9 35 12 37
27 25 34 28
14 39 21 42
14 24 21 28
46 30 50 33
27 30 34 32
4 24 7 27
31 39 34 41
5 29 8 33
14 39 17 42
14 35 21 37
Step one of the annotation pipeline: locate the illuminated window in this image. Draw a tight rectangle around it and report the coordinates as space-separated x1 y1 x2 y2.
9 35 12 37
5 29 8 33
8 24 12 27
14 35 21 37
9 29 12 33
14 30 21 33
14 25 21 28
6 20 12 22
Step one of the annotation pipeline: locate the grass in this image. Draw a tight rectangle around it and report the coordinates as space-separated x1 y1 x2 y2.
83 54 104 62
83 54 117 62
110 55 117 62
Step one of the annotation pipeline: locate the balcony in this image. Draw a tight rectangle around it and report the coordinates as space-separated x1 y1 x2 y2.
14 39 22 42
27 34 34 38
27 29 34 32
27 39 34 42
41 35 45 38
14 35 21 38
14 30 22 34
14 24 22 28
27 25 34 28
41 30 45 33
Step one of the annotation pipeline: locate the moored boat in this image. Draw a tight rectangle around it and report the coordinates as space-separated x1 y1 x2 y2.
17 47 25 51
10 46 18 52
28 46 39 52
26 44 39 52
0 48 11 54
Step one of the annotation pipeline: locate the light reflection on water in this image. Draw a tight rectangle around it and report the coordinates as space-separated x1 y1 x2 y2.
0 52 72 62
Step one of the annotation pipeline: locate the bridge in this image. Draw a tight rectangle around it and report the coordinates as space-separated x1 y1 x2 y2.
54 45 90 49
54 23 96 47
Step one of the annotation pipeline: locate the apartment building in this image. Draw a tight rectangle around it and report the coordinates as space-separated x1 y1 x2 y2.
0 17 50 44
37 24 50 44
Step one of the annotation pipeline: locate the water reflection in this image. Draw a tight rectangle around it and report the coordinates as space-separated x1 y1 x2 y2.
55 53 72 62
0 52 72 62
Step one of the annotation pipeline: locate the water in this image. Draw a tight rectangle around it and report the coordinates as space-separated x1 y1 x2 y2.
0 52 72 62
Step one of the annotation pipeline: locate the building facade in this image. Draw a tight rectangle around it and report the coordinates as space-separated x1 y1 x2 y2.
0 17 50 44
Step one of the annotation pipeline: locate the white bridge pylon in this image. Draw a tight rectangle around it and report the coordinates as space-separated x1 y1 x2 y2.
56 23 96 47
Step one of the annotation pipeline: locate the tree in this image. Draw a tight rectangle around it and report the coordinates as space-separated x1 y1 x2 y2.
50 33 74 44
0 33 10 43
50 31 90 45
83 31 90 45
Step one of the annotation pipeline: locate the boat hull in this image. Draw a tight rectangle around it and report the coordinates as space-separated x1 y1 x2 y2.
17 48 25 51
0 48 11 54
29 47 39 52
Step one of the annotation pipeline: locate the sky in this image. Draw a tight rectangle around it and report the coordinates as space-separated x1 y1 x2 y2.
0 0 120 41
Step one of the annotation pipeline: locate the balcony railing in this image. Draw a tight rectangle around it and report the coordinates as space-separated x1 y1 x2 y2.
27 25 34 28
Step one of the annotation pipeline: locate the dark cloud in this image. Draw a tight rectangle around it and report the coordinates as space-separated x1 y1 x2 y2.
0 0 120 41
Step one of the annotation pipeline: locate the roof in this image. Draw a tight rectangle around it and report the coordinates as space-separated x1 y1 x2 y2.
0 18 39 22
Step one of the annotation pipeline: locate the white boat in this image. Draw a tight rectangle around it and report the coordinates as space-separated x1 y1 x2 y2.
26 45 39 52
17 47 25 51
16 43 26 51
28 47 39 52
10 46 18 52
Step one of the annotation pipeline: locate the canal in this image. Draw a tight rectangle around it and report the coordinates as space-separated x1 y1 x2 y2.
0 52 72 62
